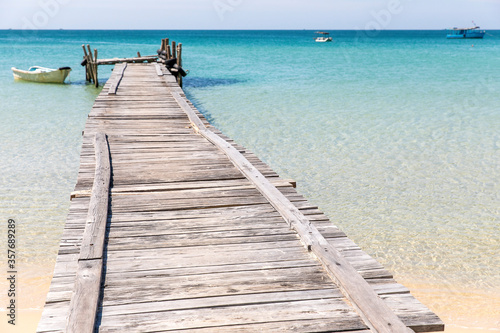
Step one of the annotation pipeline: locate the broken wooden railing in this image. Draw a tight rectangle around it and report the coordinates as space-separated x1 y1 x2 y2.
81 37 186 88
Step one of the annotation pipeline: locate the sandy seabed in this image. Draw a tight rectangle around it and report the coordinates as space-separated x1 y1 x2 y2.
0 310 41 333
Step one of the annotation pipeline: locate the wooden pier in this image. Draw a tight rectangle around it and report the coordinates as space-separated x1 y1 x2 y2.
37 42 444 332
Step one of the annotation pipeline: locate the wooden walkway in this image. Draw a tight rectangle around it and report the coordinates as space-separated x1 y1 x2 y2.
37 63 444 333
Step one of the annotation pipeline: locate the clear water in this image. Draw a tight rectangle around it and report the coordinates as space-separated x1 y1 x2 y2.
0 30 498 330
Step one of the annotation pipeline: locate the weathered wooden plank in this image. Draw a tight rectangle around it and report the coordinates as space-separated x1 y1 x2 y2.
154 62 164 76
100 289 344 316
108 63 127 95
96 56 158 65
100 266 337 306
66 133 111 333
79 133 111 260
96 299 367 332
66 259 103 333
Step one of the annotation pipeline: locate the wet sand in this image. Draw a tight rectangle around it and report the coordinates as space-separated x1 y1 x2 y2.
0 310 41 333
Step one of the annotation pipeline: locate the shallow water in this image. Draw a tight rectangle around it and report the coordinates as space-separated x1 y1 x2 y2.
0 30 499 330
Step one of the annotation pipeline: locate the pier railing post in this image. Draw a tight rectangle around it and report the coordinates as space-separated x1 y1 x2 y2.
82 45 91 82
171 41 177 59
166 45 172 59
177 43 183 87
93 48 99 87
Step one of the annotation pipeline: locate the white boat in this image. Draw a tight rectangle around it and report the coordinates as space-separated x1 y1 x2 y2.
11 66 72 83
315 31 333 42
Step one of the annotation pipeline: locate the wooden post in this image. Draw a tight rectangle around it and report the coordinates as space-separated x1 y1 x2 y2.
177 43 183 88
171 41 177 59
85 45 96 85
84 58 89 82
82 45 90 82
137 51 141 57
166 45 172 59
93 48 99 87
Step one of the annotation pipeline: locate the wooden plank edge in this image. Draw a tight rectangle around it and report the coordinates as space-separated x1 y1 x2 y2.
66 132 111 333
108 63 127 95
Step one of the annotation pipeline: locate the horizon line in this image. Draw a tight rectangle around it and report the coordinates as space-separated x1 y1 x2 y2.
2 28 500 31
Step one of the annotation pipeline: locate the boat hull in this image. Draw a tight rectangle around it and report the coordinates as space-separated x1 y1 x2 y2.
11 67 71 83
446 30 485 39
315 37 333 42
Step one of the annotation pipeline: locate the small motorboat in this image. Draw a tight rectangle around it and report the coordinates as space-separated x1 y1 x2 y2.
11 66 72 83
446 24 485 39
315 31 333 42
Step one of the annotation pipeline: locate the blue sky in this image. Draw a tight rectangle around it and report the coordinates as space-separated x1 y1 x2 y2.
1 0 499 30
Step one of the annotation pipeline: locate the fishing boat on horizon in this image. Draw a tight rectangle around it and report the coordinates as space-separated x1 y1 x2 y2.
314 31 332 42
11 66 72 83
446 24 485 39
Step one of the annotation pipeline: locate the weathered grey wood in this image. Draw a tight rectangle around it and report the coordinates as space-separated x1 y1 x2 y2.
154 62 163 76
177 43 182 87
65 132 111 332
65 259 102 333
79 133 111 260
171 40 176 59
166 45 171 59
108 63 127 95
93 48 99 87
82 45 90 82
82 44 94 84
171 91 414 332
96 56 158 65
86 45 96 84
98 299 366 332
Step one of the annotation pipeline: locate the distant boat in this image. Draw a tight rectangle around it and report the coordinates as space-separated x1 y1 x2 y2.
446 25 485 39
315 31 332 42
11 66 72 83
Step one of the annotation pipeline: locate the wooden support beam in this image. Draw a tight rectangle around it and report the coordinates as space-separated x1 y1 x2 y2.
96 56 158 65
66 133 110 333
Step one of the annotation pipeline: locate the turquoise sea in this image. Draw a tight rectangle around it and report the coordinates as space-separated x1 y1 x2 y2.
0 30 499 331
